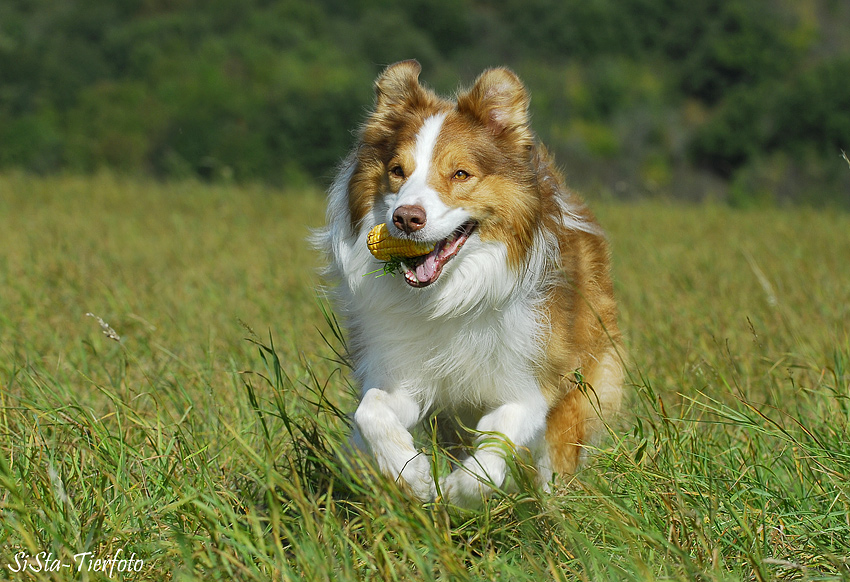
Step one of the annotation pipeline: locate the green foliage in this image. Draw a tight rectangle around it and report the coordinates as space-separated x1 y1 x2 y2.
692 57 850 206
0 112 63 171
771 57 850 156
0 0 848 204
690 87 772 178
490 0 801 102
672 0 799 104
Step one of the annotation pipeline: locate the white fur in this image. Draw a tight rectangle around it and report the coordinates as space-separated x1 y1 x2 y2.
316 117 574 506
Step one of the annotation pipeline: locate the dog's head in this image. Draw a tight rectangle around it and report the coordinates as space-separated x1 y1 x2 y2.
348 60 542 288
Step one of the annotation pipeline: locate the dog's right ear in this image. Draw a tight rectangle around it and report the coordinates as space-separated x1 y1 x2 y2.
457 67 532 141
374 60 423 109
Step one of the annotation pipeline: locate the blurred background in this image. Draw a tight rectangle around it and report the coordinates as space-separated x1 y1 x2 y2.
1 0 848 206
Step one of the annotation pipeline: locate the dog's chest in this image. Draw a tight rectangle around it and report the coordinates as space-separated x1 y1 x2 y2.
359 296 544 408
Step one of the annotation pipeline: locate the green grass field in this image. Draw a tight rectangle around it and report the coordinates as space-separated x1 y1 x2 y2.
1 172 848 581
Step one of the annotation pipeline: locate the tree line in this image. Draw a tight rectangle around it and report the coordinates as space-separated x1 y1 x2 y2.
1 0 848 205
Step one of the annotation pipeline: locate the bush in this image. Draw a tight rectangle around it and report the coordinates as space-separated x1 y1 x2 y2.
0 113 63 173
692 57 850 197
689 87 773 178
728 150 850 208
770 57 850 157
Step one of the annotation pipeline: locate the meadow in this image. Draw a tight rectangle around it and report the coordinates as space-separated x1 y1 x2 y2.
0 172 848 581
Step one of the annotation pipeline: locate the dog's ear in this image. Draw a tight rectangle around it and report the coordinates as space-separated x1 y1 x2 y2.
457 68 532 141
374 60 424 110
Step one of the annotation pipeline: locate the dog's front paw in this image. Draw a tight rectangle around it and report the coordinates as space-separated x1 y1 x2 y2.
439 469 488 507
438 455 506 507
398 453 436 502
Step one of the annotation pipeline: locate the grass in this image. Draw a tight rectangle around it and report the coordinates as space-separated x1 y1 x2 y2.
0 171 848 581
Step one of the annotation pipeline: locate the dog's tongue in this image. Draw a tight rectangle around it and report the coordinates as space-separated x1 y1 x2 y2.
404 226 473 287
414 254 439 283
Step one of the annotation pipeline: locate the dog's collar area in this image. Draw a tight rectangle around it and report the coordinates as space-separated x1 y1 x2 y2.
402 221 477 288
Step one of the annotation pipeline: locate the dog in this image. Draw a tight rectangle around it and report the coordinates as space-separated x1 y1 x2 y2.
316 60 624 506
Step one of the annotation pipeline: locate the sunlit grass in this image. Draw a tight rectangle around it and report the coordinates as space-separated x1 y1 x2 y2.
1 172 848 580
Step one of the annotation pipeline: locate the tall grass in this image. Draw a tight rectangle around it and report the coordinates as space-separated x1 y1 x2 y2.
0 172 848 580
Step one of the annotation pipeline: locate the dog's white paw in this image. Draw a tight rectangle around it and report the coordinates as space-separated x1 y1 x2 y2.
398 453 436 502
440 470 488 507
438 454 506 507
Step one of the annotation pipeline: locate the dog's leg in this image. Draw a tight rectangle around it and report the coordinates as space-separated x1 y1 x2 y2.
353 387 434 501
439 395 548 506
546 349 624 475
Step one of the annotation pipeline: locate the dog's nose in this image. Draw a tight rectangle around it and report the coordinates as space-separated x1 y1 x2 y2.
392 205 427 234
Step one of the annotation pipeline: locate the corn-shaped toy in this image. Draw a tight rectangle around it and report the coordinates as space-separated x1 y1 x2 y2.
366 223 435 261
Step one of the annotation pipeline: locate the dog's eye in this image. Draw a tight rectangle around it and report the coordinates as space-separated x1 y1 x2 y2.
452 169 471 181
389 166 405 179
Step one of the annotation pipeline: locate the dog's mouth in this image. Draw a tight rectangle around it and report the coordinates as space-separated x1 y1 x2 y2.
402 221 477 288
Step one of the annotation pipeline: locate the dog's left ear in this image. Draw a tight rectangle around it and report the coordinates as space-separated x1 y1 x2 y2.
457 68 532 140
